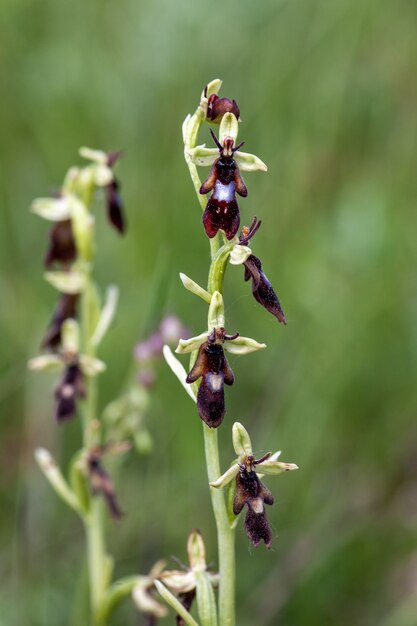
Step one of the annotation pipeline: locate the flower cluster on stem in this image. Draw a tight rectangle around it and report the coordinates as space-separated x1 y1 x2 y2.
164 80 298 626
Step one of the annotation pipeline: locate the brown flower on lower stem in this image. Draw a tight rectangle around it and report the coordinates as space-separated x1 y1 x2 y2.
233 454 274 548
87 446 123 519
54 359 86 423
41 293 78 351
186 328 236 428
240 218 287 324
45 219 77 267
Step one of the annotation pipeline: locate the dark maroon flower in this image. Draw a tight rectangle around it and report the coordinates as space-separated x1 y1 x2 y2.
240 218 287 324
44 219 77 268
233 454 274 548
54 360 86 423
200 131 247 240
41 293 78 351
186 328 237 428
206 93 240 124
106 152 126 234
87 447 123 519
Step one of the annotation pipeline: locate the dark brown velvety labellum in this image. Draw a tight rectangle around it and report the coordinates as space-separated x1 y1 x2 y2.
200 133 247 240
233 468 274 548
42 293 78 351
186 340 234 428
45 220 77 268
54 361 86 423
244 254 287 324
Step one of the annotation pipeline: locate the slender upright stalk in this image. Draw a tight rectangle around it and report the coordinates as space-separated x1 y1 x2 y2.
81 266 109 624
184 101 236 626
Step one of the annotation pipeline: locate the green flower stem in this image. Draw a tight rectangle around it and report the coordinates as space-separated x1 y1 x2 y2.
203 426 235 626
184 103 236 625
81 255 110 623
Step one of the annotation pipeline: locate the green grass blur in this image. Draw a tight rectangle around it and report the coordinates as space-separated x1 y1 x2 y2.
1 0 417 624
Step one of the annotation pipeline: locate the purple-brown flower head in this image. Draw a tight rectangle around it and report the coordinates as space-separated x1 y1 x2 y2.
210 422 298 549
240 219 287 325
87 445 124 519
54 358 86 423
186 327 236 428
200 130 247 240
233 454 274 548
41 293 78 351
206 92 240 124
44 219 77 268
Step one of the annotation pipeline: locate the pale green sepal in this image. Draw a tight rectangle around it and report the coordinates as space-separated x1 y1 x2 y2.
159 570 196 594
163 345 197 402
44 271 86 294
209 463 239 489
154 581 200 626
219 112 239 144
91 285 119 347
259 460 299 475
132 580 168 619
35 448 83 516
224 336 266 355
187 529 207 571
234 150 268 172
195 571 218 626
61 319 79 355
183 113 199 149
232 422 253 457
226 478 239 529
92 164 114 187
201 79 222 100
208 291 225 329
229 244 252 265
182 114 192 144
175 332 208 355
28 354 63 373
63 166 81 193
180 273 212 304
31 197 71 221
79 354 106 376
79 146 107 164
187 146 218 167
70 196 94 261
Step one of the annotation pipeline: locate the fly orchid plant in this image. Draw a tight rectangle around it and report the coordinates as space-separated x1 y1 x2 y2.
163 80 298 626
29 149 188 626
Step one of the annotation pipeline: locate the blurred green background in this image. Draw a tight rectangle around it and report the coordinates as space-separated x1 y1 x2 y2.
1 0 417 624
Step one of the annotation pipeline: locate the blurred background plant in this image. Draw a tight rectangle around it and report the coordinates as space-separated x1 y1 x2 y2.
1 0 416 625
